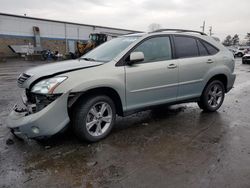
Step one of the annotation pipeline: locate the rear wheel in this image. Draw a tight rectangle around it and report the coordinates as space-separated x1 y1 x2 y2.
238 52 243 57
198 80 225 112
72 95 116 142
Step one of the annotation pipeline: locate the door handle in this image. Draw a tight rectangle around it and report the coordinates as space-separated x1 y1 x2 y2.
207 59 214 64
167 64 177 69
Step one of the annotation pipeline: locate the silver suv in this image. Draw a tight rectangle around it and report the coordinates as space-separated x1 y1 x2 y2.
7 29 236 142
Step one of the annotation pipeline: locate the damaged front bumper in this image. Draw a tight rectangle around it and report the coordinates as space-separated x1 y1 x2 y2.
6 92 70 139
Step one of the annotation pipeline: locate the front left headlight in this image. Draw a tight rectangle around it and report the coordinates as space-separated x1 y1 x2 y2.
31 76 67 94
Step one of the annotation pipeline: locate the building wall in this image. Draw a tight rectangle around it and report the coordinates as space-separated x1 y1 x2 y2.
0 36 34 57
0 36 68 57
0 13 138 57
41 39 66 55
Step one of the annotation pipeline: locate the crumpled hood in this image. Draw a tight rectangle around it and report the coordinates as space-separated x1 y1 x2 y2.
19 59 103 89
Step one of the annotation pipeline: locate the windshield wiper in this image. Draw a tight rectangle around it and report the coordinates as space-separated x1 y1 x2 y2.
80 57 96 61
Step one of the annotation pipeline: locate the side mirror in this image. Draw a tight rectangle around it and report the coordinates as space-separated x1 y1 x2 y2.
128 52 144 65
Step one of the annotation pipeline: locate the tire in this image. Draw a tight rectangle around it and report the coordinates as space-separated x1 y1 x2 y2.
238 53 243 57
198 80 225 112
242 60 246 64
197 101 205 109
72 95 116 142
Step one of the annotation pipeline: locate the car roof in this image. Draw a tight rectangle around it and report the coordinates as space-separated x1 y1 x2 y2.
123 30 225 51
125 29 207 38
124 31 210 41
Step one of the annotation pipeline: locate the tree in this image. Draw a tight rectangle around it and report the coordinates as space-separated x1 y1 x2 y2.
232 34 239 46
245 33 250 46
148 23 161 32
222 35 232 46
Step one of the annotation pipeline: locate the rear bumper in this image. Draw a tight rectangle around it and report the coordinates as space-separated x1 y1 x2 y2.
6 92 70 139
227 73 236 92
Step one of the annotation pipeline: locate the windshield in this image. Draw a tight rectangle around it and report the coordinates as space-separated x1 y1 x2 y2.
81 36 139 62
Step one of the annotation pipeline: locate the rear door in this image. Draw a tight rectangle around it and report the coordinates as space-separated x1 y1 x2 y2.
173 35 219 100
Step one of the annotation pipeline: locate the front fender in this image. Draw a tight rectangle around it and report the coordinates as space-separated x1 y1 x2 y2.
53 63 126 110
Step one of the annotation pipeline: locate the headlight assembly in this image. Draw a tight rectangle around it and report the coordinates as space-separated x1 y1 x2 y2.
31 76 67 94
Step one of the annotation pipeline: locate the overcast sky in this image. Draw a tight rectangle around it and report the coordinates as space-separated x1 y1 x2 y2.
1 0 250 40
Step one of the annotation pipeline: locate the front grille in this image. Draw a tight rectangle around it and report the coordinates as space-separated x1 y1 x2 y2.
17 73 31 86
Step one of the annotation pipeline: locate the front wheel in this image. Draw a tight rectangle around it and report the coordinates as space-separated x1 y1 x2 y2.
198 80 225 112
72 95 116 142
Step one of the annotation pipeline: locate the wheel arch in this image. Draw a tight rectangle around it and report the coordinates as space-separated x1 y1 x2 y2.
204 74 228 93
68 87 124 116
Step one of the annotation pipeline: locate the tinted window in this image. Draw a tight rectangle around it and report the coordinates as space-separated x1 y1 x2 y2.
201 41 219 55
197 39 209 56
174 36 199 58
132 36 172 63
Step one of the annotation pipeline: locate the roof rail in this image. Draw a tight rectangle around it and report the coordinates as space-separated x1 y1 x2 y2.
151 29 207 35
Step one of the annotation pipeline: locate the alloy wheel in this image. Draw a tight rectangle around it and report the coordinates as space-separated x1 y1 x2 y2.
207 84 223 108
85 102 113 137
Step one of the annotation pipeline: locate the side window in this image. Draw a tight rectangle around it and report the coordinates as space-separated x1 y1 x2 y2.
201 41 219 55
197 39 209 56
174 36 199 58
132 36 172 63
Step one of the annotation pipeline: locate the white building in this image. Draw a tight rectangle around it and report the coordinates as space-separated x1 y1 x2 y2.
0 13 140 57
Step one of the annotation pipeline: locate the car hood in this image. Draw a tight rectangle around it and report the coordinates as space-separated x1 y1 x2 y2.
19 59 104 89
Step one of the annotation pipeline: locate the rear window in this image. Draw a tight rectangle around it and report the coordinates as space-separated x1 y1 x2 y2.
197 39 209 56
174 36 199 58
201 41 219 55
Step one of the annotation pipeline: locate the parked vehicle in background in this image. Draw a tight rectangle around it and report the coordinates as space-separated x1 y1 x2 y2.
242 53 250 64
71 33 108 59
234 46 249 57
7 29 236 142
41 50 63 61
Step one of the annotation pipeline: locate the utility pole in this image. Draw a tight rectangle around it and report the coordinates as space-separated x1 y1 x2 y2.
200 21 205 33
209 26 213 36
64 23 68 54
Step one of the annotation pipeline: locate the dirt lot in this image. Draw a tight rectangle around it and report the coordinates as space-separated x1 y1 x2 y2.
0 58 250 188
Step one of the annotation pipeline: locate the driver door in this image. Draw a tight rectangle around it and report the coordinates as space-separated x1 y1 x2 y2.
125 36 179 111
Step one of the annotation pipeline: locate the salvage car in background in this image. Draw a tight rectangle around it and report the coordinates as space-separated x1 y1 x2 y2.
234 46 249 57
7 29 236 142
242 53 250 64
